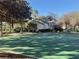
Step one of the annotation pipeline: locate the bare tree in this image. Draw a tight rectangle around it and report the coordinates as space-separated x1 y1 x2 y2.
57 12 79 31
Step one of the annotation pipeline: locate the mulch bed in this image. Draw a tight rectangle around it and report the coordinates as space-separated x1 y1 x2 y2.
0 53 37 59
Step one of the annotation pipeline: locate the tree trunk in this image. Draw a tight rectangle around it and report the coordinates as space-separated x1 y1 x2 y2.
0 19 3 36
11 20 14 32
11 20 14 28
20 21 23 34
9 19 14 33
73 25 76 31
65 24 67 30
9 23 12 33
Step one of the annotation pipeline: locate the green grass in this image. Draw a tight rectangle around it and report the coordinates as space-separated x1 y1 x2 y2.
0 33 79 59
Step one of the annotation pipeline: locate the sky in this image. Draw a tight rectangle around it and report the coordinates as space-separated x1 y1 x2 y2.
28 0 79 17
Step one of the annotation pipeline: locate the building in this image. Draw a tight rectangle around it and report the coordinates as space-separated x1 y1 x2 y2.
27 16 56 31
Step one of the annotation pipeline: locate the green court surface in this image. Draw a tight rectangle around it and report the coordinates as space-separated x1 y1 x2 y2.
0 33 79 59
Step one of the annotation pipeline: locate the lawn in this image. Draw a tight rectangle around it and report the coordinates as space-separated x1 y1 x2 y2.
0 33 79 59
